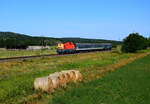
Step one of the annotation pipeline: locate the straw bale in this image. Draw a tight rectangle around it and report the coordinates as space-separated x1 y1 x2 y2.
74 70 82 82
66 70 76 82
34 76 53 92
34 70 82 93
49 73 61 89
59 72 67 86
62 70 82 82
61 71 71 82
64 73 70 83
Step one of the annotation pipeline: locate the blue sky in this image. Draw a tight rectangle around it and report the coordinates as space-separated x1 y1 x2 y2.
0 0 150 40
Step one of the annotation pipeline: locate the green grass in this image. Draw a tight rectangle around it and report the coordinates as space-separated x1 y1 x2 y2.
52 54 150 104
0 51 131 104
136 47 150 53
0 47 56 58
0 50 149 104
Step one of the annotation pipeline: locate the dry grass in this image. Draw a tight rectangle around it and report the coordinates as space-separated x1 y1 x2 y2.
0 48 56 58
28 51 150 104
52 54 150 104
82 52 150 82
0 49 150 104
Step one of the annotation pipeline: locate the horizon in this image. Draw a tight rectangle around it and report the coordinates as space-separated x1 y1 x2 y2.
0 0 150 40
0 31 122 41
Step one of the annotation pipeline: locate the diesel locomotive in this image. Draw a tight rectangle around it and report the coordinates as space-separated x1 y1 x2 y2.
57 42 112 54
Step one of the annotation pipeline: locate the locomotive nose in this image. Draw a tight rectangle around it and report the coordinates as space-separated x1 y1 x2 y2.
57 43 64 49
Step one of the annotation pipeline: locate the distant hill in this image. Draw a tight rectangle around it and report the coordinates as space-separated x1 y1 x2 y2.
0 32 121 49
59 37 121 47
0 32 60 48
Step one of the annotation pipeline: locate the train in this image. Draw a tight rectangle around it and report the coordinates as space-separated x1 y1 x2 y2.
56 42 112 54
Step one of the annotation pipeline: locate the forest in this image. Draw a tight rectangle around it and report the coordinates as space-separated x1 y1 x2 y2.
0 32 121 49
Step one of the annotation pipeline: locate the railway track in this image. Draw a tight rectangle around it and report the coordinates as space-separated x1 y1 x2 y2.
0 50 114 62
0 54 59 62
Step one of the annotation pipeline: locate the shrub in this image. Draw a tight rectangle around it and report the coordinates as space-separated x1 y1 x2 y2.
121 33 148 53
148 37 150 47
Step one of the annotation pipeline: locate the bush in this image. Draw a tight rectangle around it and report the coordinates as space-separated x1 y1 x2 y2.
121 33 148 53
148 37 150 47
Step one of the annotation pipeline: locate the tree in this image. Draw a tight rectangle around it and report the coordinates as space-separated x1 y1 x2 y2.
148 37 150 47
121 33 148 53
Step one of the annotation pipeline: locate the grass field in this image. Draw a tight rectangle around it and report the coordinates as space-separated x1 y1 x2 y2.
52 54 150 104
0 49 149 104
0 46 56 58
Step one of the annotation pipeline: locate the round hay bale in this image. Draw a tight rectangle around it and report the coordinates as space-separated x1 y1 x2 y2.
34 76 53 93
59 73 67 86
69 70 76 82
48 77 54 93
61 71 70 83
62 70 82 82
64 73 70 83
49 73 61 89
74 71 82 82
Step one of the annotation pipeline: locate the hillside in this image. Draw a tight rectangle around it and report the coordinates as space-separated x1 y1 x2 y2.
0 32 121 48
59 37 121 47
0 32 59 48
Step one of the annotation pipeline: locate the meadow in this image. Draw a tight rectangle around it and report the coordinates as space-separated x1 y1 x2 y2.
0 48 149 104
0 46 56 58
52 54 150 104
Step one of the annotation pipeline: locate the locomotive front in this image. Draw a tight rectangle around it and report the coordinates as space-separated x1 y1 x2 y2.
57 42 76 54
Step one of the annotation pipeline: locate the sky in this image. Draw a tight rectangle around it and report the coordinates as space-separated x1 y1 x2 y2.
0 0 150 40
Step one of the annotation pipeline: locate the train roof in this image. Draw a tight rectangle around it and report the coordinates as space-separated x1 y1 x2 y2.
75 43 112 45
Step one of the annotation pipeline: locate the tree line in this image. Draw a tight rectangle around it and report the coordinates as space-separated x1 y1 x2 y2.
0 32 59 49
0 32 121 49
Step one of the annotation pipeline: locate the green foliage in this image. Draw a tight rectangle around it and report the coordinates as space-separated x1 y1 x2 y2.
52 55 150 104
0 32 121 49
111 45 122 54
136 47 150 53
0 32 59 48
148 37 150 47
121 33 148 53
59 38 121 48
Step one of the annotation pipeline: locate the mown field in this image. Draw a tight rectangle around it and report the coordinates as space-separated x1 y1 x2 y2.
0 48 149 104
0 47 56 58
52 54 150 104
